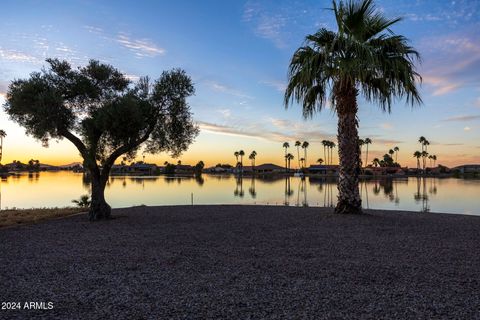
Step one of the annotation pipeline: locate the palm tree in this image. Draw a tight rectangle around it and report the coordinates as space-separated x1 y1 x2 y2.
321 140 328 165
364 138 372 166
0 129 5 164
295 140 301 168
388 149 395 159
317 158 324 165
300 157 305 168
432 155 437 167
283 142 290 172
428 154 433 168
301 141 309 167
421 150 428 172
285 0 421 213
286 153 294 171
393 146 399 163
329 141 336 165
249 151 257 172
239 150 245 172
234 151 239 166
358 138 365 167
372 158 380 167
413 151 422 171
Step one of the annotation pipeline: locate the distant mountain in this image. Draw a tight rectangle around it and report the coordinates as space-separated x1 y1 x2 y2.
58 162 83 168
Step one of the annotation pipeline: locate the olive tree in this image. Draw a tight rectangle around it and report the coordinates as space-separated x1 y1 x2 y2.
4 59 199 220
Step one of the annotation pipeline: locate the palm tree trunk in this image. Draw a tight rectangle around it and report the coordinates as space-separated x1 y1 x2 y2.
334 85 362 214
365 144 369 168
323 146 326 165
297 147 300 169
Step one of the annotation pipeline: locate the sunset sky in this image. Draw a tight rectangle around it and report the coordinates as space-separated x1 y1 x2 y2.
0 0 479 168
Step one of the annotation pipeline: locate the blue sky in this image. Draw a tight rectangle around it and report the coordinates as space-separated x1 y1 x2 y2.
0 0 479 167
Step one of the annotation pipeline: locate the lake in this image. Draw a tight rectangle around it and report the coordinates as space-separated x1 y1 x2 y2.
1 171 479 215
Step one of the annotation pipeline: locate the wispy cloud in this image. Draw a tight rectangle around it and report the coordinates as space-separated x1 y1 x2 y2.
442 115 480 122
205 81 252 99
420 34 480 96
198 117 335 143
261 80 287 92
380 122 394 130
0 48 39 63
464 126 471 131
116 33 165 57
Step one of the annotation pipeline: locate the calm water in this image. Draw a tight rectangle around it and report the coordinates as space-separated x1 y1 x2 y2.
1 171 479 215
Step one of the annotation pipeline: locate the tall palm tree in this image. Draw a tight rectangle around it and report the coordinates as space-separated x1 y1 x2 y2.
432 155 437 167
388 149 395 159
393 146 399 163
286 153 294 171
301 141 309 167
295 140 301 168
421 150 428 172
413 151 421 171
428 154 433 168
321 140 328 165
329 141 336 165
423 139 430 171
364 137 372 166
283 142 290 172
285 0 421 213
0 129 5 164
249 150 257 172
239 150 245 171
234 151 239 166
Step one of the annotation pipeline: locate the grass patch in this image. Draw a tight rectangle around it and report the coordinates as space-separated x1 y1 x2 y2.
0 207 86 228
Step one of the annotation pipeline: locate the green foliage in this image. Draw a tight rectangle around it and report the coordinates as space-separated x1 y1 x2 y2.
72 195 91 208
194 161 205 175
4 59 199 169
164 163 176 174
284 0 422 118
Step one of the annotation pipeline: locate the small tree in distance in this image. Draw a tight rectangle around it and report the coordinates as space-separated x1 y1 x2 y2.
5 59 199 221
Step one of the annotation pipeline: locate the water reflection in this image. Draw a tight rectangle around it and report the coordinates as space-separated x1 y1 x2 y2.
0 172 478 215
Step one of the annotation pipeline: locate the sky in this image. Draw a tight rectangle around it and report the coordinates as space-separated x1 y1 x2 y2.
0 0 479 168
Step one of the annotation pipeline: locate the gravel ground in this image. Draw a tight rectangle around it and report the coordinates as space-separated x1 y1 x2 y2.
1 205 480 319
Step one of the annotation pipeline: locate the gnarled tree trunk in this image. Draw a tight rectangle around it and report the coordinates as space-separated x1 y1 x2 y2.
334 84 362 214
89 171 111 221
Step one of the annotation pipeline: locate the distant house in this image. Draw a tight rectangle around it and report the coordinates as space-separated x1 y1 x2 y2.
111 163 158 175
234 163 284 174
174 165 193 174
308 165 339 175
205 166 232 173
366 167 406 175
453 164 480 174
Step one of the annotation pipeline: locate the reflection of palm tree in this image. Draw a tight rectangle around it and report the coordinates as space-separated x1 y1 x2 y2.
284 176 293 205
234 176 244 197
249 176 256 198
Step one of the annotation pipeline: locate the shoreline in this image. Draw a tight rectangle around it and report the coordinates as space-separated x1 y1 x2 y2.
1 205 479 318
